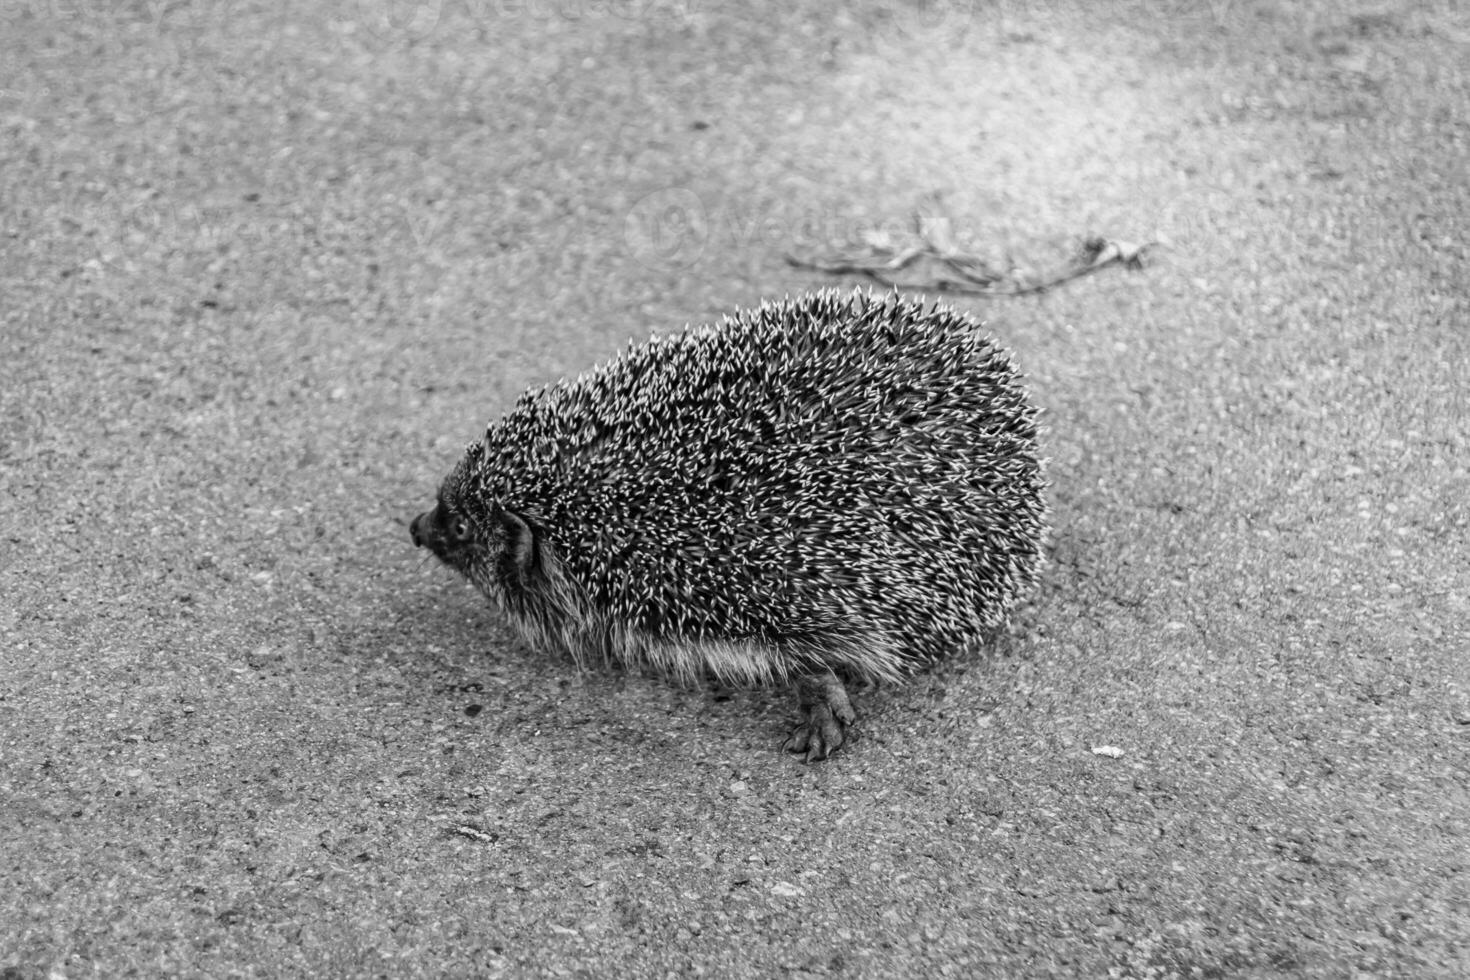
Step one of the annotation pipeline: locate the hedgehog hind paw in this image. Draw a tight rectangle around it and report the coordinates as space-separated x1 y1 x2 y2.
783 670 857 762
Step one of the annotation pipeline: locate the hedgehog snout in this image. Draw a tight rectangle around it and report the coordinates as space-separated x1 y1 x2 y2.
409 509 432 548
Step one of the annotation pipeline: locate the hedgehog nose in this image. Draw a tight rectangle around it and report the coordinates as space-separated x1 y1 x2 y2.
410 512 427 547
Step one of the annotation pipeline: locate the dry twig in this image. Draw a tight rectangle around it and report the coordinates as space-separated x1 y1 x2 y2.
787 198 1155 297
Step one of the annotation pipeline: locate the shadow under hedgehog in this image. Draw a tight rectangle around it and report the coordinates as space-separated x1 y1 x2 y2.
410 288 1047 760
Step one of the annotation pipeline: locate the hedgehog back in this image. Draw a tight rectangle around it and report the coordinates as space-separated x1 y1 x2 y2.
464 290 1045 676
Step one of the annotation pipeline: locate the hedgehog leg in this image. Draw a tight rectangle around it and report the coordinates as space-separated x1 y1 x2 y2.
784 670 856 762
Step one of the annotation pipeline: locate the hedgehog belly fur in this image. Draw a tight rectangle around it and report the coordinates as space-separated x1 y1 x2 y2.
471 541 910 688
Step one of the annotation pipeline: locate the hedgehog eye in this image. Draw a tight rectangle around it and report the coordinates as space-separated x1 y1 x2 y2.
450 517 472 541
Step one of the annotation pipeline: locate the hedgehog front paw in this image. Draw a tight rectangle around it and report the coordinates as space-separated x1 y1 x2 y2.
784 671 857 762
784 704 850 761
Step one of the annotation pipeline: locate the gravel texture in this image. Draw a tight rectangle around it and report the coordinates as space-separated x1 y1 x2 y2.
3 0 1468 976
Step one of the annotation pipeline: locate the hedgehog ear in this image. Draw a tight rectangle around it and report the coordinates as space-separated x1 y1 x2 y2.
490 503 538 574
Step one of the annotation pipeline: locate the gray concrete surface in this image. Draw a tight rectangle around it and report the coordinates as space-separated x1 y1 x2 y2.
2 0 1467 976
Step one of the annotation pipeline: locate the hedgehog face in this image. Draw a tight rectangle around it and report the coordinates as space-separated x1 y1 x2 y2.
411 481 548 611
409 490 484 579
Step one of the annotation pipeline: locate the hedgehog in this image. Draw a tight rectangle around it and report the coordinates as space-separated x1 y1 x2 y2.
410 288 1046 760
